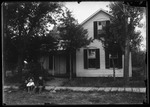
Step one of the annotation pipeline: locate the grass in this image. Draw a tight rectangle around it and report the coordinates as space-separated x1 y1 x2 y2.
62 67 146 87
62 77 145 87
4 75 22 86
3 89 145 105
4 67 146 87
4 76 145 87
3 73 54 86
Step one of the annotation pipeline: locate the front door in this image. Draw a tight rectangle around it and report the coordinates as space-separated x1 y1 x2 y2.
54 54 66 76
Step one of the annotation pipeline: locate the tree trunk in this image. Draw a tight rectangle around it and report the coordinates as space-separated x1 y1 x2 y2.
124 39 130 83
69 53 72 80
3 5 7 79
112 58 116 81
52 55 55 76
17 54 24 81
123 4 130 83
3 58 6 79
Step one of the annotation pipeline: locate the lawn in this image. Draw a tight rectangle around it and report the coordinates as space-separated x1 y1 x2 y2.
4 75 145 88
62 77 145 87
62 67 146 87
4 77 145 88
3 89 145 105
4 67 146 88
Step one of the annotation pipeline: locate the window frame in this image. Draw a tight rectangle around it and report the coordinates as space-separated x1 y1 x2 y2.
96 21 109 37
105 49 122 69
87 49 97 68
84 49 100 69
109 53 119 68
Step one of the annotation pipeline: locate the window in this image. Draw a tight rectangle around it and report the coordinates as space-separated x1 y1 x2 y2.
105 48 122 69
88 49 96 59
109 53 118 68
94 20 110 39
84 49 100 69
88 49 96 68
97 21 103 35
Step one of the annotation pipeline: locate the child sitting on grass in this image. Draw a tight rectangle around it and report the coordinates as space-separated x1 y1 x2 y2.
34 76 45 94
26 77 35 93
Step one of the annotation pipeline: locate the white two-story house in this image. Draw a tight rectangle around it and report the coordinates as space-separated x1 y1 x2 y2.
41 9 132 77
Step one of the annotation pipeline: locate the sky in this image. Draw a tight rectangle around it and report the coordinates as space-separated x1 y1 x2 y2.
64 1 146 51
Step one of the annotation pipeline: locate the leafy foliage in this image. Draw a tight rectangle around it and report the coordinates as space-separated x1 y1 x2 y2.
99 2 144 53
3 2 62 68
3 3 91 80
56 8 92 79
132 50 146 67
98 2 145 81
58 8 92 53
25 61 49 80
3 2 64 80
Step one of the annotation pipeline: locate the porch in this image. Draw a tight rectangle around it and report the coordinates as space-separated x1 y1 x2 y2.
41 51 76 77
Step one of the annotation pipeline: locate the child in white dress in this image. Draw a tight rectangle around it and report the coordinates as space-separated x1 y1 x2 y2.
26 78 35 93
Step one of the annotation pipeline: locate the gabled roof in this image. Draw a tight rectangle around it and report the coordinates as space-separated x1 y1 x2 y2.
80 8 113 26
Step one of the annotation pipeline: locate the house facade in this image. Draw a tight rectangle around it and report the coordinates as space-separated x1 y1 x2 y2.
41 9 132 77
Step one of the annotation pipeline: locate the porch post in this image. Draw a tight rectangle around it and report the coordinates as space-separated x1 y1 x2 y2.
122 55 124 77
129 52 132 77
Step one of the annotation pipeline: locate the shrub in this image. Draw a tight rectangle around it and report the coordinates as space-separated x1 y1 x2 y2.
132 50 146 68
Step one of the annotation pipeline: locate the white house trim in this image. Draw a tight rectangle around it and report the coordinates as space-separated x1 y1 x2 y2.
80 8 113 26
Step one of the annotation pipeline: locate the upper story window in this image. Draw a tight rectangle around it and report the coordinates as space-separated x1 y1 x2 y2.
93 20 110 39
97 21 106 35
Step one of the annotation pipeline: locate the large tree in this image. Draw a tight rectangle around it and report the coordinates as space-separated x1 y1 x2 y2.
3 2 62 79
99 1 144 82
58 8 92 79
